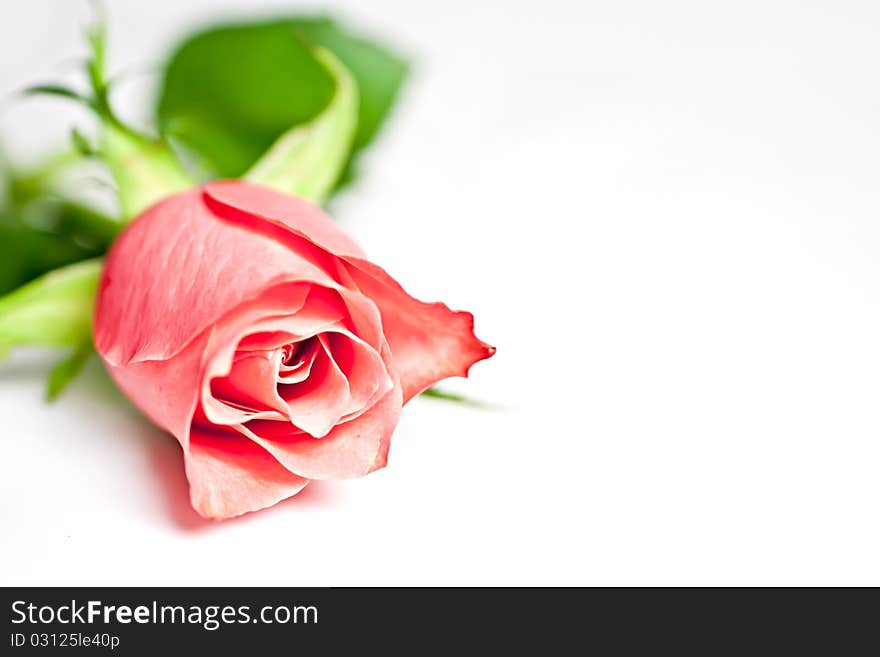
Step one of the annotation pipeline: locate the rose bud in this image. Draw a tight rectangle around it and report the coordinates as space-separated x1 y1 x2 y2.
94 181 494 518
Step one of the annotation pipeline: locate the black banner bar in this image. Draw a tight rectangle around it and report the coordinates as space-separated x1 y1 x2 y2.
1 587 874 652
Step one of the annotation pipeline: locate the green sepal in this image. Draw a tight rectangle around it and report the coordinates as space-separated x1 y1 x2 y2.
245 47 358 205
101 124 192 220
420 387 494 408
0 259 101 353
45 341 94 401
31 12 196 221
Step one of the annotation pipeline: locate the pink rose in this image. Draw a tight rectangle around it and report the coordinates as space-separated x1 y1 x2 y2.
94 181 494 519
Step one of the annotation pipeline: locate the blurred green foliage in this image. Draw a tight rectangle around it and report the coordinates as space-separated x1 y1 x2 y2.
0 156 117 295
1 13 409 398
3 14 408 297
157 17 408 186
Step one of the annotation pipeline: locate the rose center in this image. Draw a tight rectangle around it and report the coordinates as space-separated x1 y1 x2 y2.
281 336 318 368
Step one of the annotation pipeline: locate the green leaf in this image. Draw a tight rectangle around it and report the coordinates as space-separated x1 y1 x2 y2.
420 387 493 408
295 18 408 158
0 149 117 295
156 17 408 193
4 148 82 207
245 47 357 204
71 128 98 157
157 22 333 179
0 259 101 352
45 341 93 401
22 85 96 111
0 204 112 296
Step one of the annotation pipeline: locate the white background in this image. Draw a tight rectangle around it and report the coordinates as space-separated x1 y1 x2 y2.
1 0 879 585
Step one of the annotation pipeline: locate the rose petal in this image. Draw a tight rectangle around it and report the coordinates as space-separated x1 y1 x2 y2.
102 331 209 443
207 350 289 424
345 261 496 401
277 338 321 384
102 333 310 520
199 285 348 416
204 180 366 258
280 336 351 437
187 425 309 519
323 331 393 419
95 189 336 366
202 181 495 402
238 363 402 480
